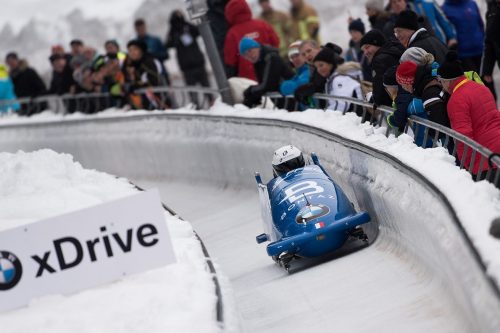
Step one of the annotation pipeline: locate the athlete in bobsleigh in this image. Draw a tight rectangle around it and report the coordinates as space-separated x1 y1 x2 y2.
255 145 370 271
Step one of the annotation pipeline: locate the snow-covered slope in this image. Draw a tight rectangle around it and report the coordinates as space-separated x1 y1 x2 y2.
0 149 222 333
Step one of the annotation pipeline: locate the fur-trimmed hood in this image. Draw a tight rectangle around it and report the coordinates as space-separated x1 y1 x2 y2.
335 61 362 78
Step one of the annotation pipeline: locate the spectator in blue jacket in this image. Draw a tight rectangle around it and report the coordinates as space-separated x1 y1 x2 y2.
407 0 457 47
134 18 169 63
280 40 310 110
0 64 20 114
441 0 484 73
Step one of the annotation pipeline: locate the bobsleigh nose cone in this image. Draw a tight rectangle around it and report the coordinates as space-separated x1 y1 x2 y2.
490 218 500 239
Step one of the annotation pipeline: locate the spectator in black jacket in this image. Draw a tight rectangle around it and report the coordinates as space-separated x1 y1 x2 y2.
393 10 448 64
166 10 211 107
345 18 372 81
365 0 391 37
48 53 75 95
124 39 166 109
361 29 404 108
206 0 230 59
481 0 500 100
5 52 47 116
239 37 294 107
5 52 46 99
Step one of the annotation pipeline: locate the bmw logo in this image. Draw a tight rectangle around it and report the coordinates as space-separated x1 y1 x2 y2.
0 251 23 291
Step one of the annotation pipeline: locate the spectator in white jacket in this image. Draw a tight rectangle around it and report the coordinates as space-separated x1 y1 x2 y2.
313 43 363 114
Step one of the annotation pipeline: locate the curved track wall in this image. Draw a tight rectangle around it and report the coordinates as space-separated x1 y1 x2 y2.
0 114 499 332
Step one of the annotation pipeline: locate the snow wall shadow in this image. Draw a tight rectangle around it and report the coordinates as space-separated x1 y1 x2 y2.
0 113 498 332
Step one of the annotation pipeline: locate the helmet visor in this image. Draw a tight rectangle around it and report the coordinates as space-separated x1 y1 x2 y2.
273 155 305 176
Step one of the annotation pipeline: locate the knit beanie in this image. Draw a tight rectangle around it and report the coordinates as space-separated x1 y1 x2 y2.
239 37 260 55
360 29 386 48
437 51 464 80
400 47 434 65
313 43 343 65
288 40 302 59
394 10 419 31
127 39 148 54
396 61 418 86
348 19 365 35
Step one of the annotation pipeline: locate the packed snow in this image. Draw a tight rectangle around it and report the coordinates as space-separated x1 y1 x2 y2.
0 149 221 333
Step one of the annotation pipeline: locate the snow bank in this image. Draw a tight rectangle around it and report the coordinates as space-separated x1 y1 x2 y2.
0 150 220 333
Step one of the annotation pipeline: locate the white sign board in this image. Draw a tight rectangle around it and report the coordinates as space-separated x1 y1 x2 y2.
0 190 176 312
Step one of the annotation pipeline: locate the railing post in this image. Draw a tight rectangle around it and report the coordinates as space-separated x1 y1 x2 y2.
195 16 234 106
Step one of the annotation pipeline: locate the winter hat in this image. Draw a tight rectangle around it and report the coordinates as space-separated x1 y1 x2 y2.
313 43 343 65
394 10 419 31
288 40 302 59
127 39 148 54
360 29 386 48
437 51 464 80
396 61 418 86
49 53 65 63
348 19 365 35
383 65 398 87
400 47 434 65
70 39 84 47
105 39 120 49
5 52 18 61
170 10 186 29
239 37 260 55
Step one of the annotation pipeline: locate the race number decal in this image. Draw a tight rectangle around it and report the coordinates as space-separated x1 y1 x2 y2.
279 181 324 204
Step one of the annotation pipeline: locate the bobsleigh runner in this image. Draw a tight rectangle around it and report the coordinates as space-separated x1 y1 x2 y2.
255 146 371 272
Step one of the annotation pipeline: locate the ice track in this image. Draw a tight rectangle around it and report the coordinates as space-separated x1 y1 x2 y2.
0 113 498 332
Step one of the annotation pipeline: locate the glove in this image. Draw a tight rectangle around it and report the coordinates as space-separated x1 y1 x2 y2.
294 83 316 105
386 114 402 137
243 86 262 107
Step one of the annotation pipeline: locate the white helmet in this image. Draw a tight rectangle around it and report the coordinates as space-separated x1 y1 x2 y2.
272 145 305 176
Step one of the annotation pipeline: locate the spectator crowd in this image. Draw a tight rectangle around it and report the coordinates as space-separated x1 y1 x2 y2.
1 0 499 182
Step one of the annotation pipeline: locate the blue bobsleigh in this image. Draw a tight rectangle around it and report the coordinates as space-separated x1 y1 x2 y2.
255 153 370 271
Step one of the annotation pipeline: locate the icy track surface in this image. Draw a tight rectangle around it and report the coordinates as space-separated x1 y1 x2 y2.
0 104 499 332
0 150 221 333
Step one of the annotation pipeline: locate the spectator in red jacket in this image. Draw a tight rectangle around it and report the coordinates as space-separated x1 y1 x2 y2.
224 0 280 81
438 51 500 182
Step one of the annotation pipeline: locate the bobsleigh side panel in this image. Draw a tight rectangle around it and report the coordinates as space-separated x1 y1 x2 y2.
257 182 281 242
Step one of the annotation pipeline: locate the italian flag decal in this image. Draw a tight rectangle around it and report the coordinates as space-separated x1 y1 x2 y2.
315 222 325 229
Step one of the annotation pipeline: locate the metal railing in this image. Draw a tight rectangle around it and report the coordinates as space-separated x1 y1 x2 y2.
0 87 498 187
0 86 220 115
264 92 500 187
